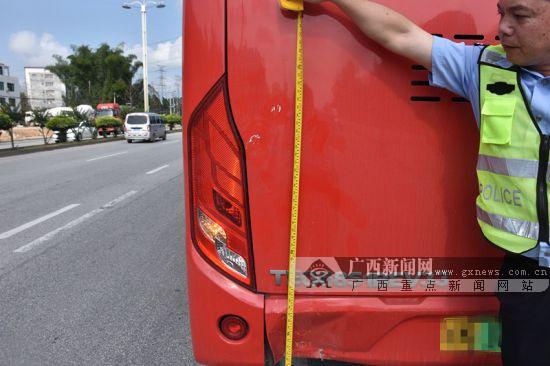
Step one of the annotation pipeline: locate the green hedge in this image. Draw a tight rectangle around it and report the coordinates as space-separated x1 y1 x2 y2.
0 113 12 131
46 116 78 143
161 114 182 130
95 116 123 129
46 116 77 130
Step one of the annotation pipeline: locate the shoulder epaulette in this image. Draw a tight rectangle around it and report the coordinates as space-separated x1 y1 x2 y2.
479 46 514 69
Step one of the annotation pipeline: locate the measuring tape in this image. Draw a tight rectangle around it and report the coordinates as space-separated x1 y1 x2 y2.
279 1 304 365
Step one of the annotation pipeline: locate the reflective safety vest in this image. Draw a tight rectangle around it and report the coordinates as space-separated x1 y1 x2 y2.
477 45 550 253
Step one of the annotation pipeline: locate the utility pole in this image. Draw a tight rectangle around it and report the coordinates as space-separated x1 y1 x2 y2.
122 1 166 112
140 5 149 111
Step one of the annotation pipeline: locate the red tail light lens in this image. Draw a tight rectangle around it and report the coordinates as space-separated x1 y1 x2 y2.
188 77 255 290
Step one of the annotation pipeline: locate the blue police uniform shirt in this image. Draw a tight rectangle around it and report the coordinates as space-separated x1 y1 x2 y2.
429 36 550 267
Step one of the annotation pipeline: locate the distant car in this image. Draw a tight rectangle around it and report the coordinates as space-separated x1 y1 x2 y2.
52 121 97 143
124 112 166 143
25 111 35 125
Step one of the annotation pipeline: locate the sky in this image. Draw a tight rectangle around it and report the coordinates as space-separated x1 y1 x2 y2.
0 0 183 97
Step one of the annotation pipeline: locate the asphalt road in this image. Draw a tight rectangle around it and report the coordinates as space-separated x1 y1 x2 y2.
0 133 197 365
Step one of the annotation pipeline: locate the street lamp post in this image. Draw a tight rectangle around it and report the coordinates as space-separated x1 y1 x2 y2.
122 1 165 112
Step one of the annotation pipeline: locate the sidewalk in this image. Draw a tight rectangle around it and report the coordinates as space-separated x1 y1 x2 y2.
0 137 49 150
0 127 52 142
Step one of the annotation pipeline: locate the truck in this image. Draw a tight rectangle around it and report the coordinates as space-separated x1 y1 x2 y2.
95 102 122 136
183 1 503 365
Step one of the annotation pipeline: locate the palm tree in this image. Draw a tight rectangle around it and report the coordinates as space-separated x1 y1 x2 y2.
0 104 23 149
72 107 97 140
31 108 52 144
0 113 12 147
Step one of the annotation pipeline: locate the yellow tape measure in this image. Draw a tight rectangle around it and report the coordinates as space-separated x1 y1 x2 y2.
279 1 304 365
280 0 304 11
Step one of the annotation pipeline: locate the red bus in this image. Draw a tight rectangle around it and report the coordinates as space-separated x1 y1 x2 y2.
183 1 502 365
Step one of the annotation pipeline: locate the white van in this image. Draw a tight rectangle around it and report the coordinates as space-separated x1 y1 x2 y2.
124 113 166 143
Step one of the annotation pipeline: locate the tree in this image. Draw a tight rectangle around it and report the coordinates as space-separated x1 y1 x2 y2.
0 113 13 148
31 108 52 144
47 44 142 106
0 104 23 149
19 93 31 113
124 80 163 112
120 105 139 122
161 114 181 130
46 116 77 143
72 107 97 140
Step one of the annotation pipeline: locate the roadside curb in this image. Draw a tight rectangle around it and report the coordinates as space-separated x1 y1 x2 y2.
0 129 182 158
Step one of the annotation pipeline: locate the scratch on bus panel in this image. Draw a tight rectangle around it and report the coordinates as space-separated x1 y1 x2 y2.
248 134 261 145
271 104 282 113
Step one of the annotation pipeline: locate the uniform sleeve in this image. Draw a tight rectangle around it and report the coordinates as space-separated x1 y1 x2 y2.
428 36 482 101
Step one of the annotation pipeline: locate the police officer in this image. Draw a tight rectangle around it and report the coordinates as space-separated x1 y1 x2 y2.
304 0 550 364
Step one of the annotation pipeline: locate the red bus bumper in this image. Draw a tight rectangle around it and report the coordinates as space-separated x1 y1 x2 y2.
187 245 501 366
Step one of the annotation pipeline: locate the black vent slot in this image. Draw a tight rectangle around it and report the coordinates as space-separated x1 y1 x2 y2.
452 97 469 103
412 65 427 71
411 96 441 102
410 33 500 103
408 32 494 104
454 34 484 40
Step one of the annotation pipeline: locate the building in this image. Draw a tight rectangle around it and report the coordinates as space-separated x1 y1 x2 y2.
24 67 66 110
0 63 21 109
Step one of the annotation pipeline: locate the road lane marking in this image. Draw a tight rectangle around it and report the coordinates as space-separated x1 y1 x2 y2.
146 164 169 175
86 151 128 162
14 191 137 253
0 204 81 240
100 190 137 208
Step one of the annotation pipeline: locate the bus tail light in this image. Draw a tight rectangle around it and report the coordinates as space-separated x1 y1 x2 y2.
187 76 255 290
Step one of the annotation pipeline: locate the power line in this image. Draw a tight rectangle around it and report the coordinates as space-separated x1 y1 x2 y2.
157 65 166 100
149 65 181 71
